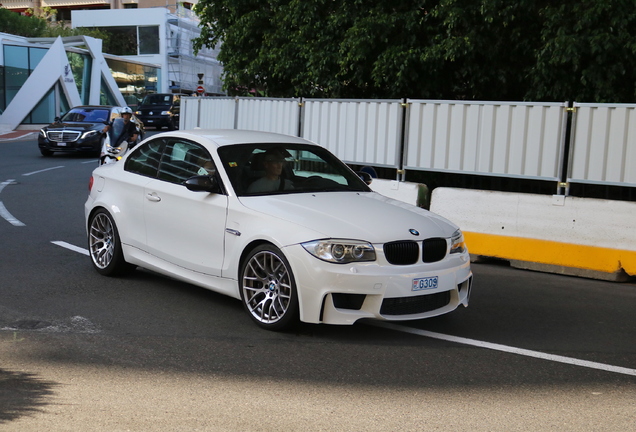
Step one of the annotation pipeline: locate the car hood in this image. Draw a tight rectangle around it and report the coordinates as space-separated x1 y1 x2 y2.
44 122 102 131
238 191 458 243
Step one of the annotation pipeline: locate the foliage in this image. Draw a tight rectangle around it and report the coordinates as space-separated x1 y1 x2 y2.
0 8 47 37
527 0 636 102
193 0 636 102
0 8 111 47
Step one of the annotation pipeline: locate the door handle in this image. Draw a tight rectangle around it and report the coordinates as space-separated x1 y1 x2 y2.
146 192 161 202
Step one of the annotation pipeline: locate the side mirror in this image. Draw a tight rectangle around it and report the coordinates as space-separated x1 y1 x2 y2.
54 116 61 123
357 171 373 185
184 175 222 193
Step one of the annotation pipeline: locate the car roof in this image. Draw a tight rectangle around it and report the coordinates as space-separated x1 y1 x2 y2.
70 105 117 110
159 129 315 148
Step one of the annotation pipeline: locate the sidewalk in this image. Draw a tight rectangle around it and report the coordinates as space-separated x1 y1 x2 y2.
0 130 38 142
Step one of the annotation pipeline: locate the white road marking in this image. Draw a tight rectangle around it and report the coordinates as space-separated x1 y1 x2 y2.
0 180 25 226
0 201 25 226
0 179 14 193
22 166 64 176
51 240 89 256
370 321 636 376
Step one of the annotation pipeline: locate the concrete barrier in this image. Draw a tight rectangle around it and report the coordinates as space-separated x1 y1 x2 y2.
369 179 430 209
430 188 636 281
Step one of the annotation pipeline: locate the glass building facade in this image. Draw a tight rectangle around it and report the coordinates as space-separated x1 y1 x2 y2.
1 43 158 124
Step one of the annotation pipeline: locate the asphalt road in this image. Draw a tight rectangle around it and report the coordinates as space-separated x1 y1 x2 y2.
1 136 635 431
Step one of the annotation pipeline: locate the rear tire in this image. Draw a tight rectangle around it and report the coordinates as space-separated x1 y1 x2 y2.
88 209 134 276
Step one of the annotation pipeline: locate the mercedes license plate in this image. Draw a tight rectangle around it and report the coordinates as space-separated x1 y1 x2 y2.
412 276 438 291
57 142 67 146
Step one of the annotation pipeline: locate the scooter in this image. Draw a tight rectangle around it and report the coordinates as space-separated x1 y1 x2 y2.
99 118 133 165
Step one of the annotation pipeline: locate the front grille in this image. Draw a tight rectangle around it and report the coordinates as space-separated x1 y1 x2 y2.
422 238 447 263
380 291 451 316
384 241 419 265
47 131 81 142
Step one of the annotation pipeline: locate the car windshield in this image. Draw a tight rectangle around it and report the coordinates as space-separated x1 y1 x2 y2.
218 143 371 197
141 94 172 105
61 108 109 123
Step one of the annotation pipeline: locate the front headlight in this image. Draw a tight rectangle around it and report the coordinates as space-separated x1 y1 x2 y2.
302 239 376 264
81 130 99 139
39 129 46 137
161 110 171 116
450 229 466 254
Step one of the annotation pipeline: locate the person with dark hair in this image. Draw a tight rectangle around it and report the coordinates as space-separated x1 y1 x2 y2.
247 148 294 193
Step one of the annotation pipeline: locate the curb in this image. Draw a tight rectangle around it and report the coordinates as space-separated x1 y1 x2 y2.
0 131 38 142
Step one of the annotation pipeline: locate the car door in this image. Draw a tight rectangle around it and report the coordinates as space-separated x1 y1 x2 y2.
119 137 166 249
142 138 228 276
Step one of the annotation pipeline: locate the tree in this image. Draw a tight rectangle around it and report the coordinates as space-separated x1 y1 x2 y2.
527 0 636 102
0 7 111 47
0 8 47 37
193 0 636 102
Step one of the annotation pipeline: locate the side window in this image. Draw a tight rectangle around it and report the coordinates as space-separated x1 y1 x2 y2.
157 139 216 184
124 138 165 178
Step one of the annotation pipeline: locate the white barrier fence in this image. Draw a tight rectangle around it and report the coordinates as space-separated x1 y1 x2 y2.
569 103 636 188
301 99 403 167
404 100 568 181
181 96 635 190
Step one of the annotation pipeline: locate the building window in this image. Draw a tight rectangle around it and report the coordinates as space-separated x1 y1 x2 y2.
138 27 160 55
99 25 160 56
101 26 138 56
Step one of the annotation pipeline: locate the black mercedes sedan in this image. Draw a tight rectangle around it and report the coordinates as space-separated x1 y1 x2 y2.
38 105 144 157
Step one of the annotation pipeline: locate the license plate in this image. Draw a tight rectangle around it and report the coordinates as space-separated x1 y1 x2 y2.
57 142 67 146
147 120 153 123
412 276 438 291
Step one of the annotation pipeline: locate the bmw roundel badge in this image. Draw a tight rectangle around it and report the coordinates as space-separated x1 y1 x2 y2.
409 229 420 236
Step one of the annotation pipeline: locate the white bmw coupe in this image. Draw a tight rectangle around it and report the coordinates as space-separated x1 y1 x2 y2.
85 130 473 330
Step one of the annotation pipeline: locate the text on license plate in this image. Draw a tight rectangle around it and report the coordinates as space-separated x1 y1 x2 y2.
412 276 438 291
57 142 67 146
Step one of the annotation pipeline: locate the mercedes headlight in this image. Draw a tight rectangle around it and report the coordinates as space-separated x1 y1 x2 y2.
302 239 375 264
450 229 466 254
81 130 99 139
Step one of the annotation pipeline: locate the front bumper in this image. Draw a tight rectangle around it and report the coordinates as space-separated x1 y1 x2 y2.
38 136 102 153
136 115 176 128
284 244 473 325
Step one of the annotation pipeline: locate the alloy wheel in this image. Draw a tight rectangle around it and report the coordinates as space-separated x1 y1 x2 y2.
89 212 115 270
241 249 293 326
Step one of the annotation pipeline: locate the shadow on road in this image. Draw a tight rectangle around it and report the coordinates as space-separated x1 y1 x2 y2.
0 369 57 424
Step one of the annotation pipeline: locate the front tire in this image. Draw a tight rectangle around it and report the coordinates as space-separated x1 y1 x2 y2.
40 148 53 157
88 209 133 276
239 244 299 331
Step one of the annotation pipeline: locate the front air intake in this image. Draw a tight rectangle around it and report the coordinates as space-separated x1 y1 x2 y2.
380 291 451 315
